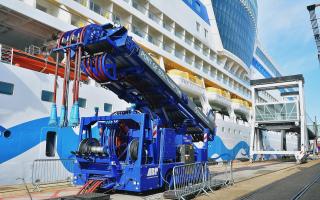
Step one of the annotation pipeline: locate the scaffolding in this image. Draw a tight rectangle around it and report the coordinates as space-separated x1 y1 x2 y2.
250 75 309 163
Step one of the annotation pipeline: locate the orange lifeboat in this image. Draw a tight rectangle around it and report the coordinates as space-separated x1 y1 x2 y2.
11 49 88 81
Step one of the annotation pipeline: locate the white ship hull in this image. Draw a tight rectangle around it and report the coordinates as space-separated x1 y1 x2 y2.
0 62 298 186
0 0 297 187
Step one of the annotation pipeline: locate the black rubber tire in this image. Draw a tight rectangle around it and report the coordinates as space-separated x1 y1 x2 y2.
164 170 173 191
129 139 139 161
78 138 100 154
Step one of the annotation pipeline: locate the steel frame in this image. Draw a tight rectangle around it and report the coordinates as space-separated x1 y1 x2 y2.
250 75 308 163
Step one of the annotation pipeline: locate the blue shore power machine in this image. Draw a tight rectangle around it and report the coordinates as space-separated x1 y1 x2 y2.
53 23 216 192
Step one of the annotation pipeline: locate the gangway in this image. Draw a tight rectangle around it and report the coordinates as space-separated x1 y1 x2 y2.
50 23 216 193
250 75 311 163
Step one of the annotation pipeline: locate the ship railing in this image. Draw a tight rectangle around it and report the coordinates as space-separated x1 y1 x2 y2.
164 160 233 200
72 0 207 55
41 0 250 98
25 45 41 55
0 44 13 65
31 158 75 191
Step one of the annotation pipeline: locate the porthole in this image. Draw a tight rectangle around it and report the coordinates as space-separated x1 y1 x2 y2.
3 130 11 138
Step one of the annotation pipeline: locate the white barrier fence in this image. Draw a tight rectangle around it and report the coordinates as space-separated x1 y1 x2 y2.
166 161 233 200
32 159 75 191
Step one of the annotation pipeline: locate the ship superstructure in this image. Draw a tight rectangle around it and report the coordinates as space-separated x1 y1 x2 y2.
0 0 293 185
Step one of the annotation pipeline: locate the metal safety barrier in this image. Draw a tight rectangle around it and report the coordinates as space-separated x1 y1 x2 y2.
166 161 234 200
204 160 234 192
171 162 207 200
31 159 75 191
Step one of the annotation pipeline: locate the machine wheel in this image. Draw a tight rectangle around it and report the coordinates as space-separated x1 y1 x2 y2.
164 170 173 191
78 138 100 154
129 139 139 161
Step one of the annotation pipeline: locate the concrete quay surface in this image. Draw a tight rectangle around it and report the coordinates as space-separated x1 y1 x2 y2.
0 159 319 200
197 159 320 200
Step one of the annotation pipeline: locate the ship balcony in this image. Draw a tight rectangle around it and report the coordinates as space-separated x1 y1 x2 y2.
132 0 148 15
167 69 205 97
231 98 250 119
206 87 232 111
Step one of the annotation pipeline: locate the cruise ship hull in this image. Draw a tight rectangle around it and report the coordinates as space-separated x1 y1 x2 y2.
0 62 300 186
0 0 298 187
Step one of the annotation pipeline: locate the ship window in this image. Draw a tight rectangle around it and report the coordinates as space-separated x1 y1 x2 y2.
0 81 14 95
79 97 87 108
41 90 54 102
89 1 102 15
112 14 121 24
196 22 200 32
204 28 208 38
36 3 47 12
195 2 201 13
46 131 56 157
221 127 225 132
104 103 113 112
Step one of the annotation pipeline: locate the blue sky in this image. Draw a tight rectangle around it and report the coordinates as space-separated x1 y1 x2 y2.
258 0 320 122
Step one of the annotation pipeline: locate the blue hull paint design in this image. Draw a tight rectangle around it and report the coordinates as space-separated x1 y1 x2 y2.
208 136 249 160
0 117 100 173
1 118 250 169
0 117 79 164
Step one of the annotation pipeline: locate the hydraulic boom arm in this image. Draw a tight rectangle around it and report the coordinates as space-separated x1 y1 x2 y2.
52 23 215 134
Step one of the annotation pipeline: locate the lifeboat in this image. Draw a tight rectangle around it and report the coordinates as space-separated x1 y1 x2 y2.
206 87 232 112
231 98 250 119
167 69 205 97
11 48 88 81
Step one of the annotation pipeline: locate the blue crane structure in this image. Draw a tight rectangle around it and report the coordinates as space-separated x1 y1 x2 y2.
52 23 216 193
307 4 320 64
